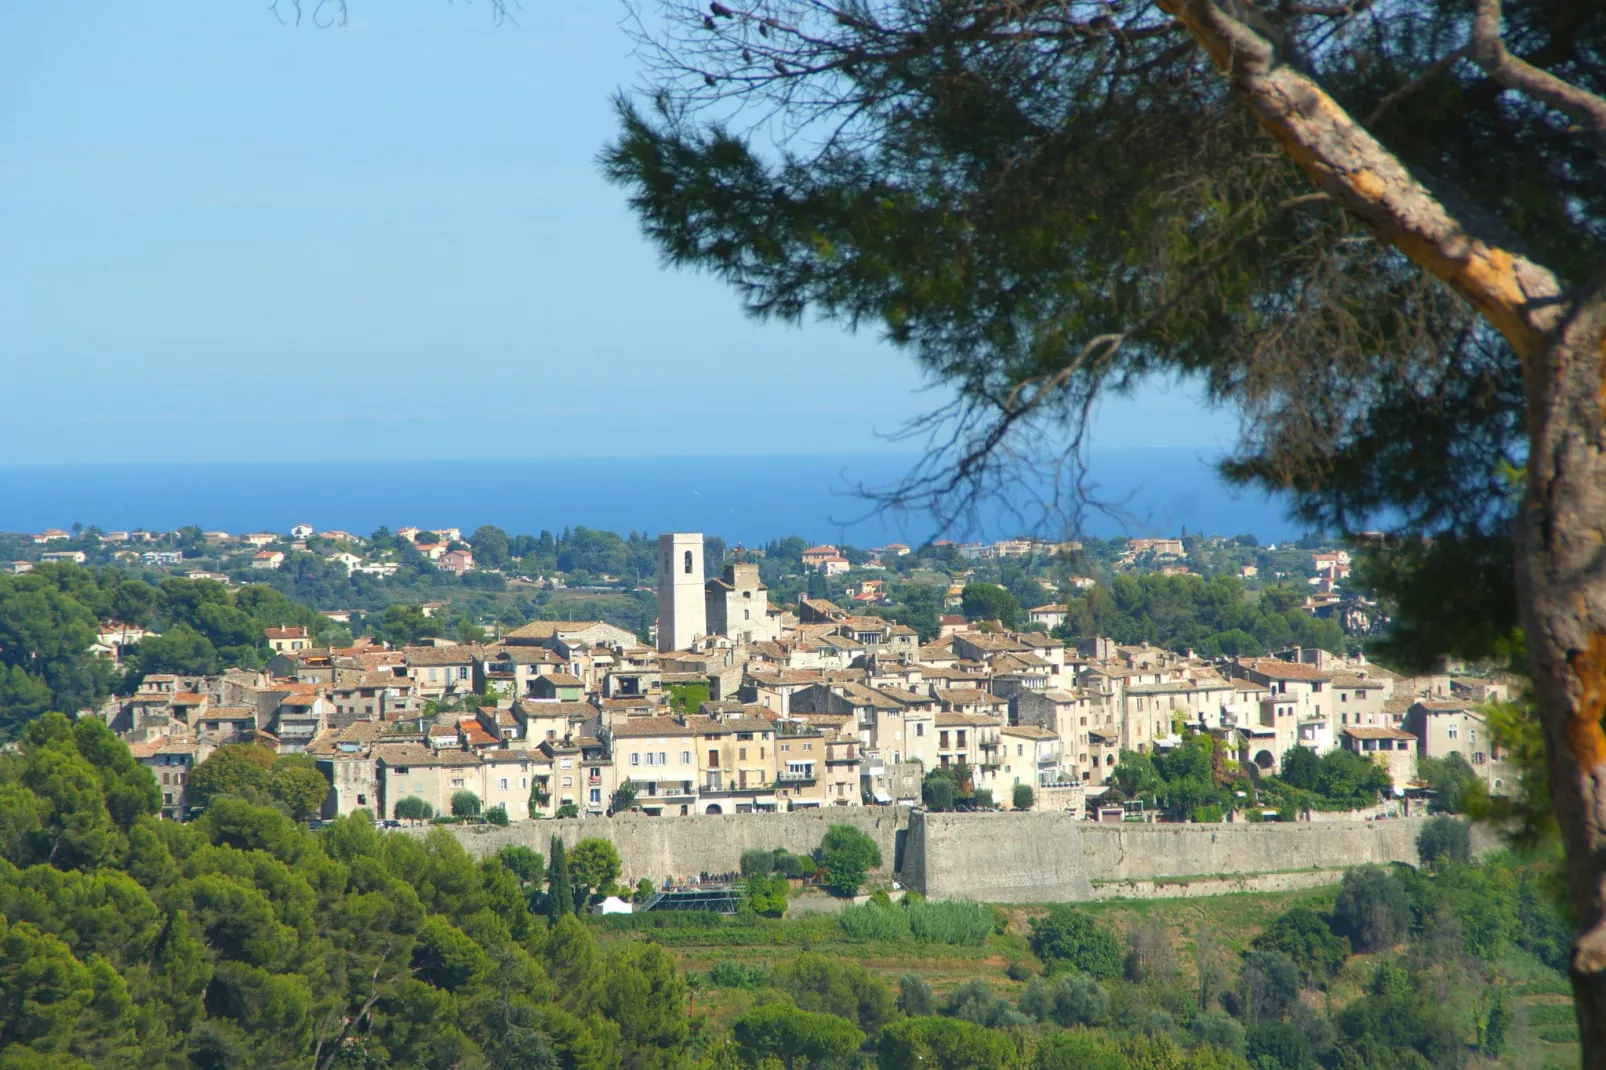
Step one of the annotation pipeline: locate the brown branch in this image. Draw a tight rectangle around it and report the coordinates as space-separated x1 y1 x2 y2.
1469 0 1606 157
1364 46 1470 127
1156 0 1569 363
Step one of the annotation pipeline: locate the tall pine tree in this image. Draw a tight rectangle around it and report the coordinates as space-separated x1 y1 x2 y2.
547 834 573 918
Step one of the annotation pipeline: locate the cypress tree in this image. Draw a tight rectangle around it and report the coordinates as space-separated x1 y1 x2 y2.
547 834 573 918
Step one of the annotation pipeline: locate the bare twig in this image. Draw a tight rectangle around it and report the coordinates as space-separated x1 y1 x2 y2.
1469 0 1606 156
1364 46 1469 127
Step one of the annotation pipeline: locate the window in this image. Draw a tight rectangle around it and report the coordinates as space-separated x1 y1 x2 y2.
684 550 693 574
1448 726 1459 739
561 776 573 787
916 723 925 737
744 610 750 620
708 749 719 767
590 788 602 803
780 743 790 753
499 778 508 790
357 794 367 805
681 750 691 764
739 747 747 760
393 766 410 775
803 743 812 751
1016 744 1024 756
630 753 640 766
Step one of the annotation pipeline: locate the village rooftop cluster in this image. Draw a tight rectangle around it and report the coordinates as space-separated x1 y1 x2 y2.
83 529 1512 826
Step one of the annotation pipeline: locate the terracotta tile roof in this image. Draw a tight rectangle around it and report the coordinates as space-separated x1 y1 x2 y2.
610 716 696 738
404 644 483 666
515 700 597 719
502 620 608 640
935 687 1005 707
1343 726 1417 740
459 720 498 746
1243 658 1332 682
1330 673 1387 689
936 711 1001 727
377 742 481 766
685 715 774 734
1001 724 1057 740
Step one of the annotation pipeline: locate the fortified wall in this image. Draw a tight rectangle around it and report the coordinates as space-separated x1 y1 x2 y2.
430 808 1456 903
437 807 910 881
905 811 1443 902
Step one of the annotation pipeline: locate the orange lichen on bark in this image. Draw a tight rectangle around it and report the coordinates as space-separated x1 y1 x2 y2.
1567 632 1606 770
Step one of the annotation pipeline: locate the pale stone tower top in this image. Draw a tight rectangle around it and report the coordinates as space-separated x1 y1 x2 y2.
656 533 706 653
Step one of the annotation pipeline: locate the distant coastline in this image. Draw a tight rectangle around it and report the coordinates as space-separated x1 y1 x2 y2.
0 449 1303 545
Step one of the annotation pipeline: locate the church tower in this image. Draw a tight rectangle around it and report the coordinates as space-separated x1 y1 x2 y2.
656 533 706 653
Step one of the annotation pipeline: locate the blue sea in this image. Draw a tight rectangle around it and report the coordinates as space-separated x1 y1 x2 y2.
0 450 1304 546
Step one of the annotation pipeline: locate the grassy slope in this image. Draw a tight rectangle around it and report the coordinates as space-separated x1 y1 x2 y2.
599 885 1580 1064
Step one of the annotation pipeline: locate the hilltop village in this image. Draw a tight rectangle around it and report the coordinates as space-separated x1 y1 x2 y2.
36 527 1514 825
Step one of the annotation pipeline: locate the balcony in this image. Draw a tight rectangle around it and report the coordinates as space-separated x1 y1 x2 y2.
779 768 816 782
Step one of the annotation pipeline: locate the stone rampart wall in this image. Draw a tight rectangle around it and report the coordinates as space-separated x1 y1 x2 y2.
426 810 1480 904
426 807 909 883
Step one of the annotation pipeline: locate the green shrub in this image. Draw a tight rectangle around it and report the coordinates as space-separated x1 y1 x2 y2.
876 1016 1020 1070
1050 972 1111 1027
709 961 772 989
945 979 1027 1028
773 953 896 1034
483 804 509 827
1012 783 1034 810
1537 1025 1581 1044
1032 1031 1127 1070
1252 907 1349 986
1333 865 1411 952
906 899 994 946
818 824 883 897
1029 906 1124 979
1005 960 1033 982
394 796 432 820
896 974 934 1017
733 1002 864 1068
1527 1003 1576 1027
839 901 912 941
1417 815 1472 867
741 848 775 878
449 791 482 820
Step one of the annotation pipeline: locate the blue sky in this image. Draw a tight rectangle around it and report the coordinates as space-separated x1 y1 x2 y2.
0 1 1235 466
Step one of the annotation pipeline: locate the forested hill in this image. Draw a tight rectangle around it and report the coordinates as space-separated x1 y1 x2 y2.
0 565 332 740
1054 574 1348 657
0 712 685 1066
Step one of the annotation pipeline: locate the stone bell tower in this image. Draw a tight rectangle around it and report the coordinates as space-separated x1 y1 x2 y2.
656 533 706 653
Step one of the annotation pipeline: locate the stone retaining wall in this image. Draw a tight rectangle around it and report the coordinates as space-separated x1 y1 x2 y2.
424 809 1482 904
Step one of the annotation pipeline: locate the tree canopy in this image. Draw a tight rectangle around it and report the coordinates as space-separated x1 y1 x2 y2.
608 0 1606 1043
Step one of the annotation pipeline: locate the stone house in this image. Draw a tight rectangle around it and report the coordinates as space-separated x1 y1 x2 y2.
688 710 779 814
1339 726 1418 788
609 716 698 816
1403 699 1518 796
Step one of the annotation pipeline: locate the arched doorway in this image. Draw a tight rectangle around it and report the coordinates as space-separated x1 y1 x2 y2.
1254 750 1275 770
704 803 723 815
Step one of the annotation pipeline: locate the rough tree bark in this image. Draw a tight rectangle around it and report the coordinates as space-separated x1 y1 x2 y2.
1154 0 1606 1058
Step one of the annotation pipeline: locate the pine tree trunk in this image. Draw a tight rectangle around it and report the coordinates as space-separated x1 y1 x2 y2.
1154 1 1606 1053
1513 276 1606 1063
